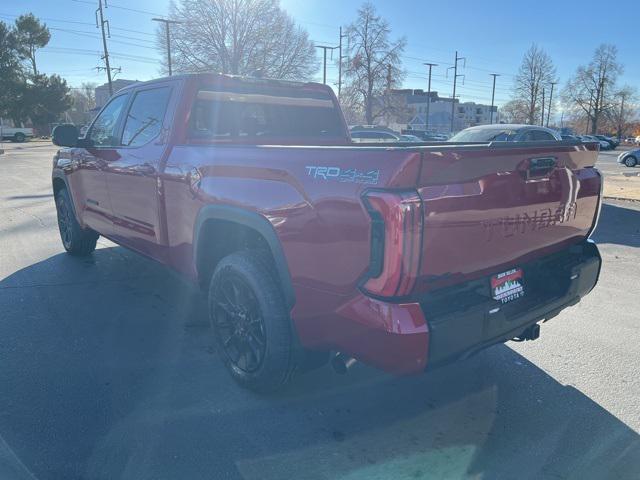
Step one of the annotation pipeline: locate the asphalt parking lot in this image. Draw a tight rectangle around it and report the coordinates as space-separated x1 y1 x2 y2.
0 141 639 480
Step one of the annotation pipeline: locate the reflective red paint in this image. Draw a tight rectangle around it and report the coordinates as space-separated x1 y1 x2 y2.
55 73 602 375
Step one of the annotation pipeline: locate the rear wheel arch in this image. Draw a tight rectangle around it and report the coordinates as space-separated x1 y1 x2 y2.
194 205 295 309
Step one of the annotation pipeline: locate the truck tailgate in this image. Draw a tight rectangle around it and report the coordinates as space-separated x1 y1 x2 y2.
414 143 601 293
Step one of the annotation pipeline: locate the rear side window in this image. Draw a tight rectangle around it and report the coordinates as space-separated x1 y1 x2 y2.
121 87 171 147
531 130 556 141
189 85 344 142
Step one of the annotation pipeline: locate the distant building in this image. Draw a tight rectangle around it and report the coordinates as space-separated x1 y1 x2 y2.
94 79 139 108
454 101 498 128
391 89 498 133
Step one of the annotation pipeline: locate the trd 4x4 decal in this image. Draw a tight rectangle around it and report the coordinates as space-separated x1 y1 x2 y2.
305 166 380 185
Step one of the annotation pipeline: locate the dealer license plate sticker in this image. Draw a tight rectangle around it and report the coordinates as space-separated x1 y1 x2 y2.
491 268 525 304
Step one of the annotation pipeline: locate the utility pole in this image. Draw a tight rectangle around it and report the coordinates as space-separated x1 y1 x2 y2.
489 73 500 124
338 27 348 100
316 45 338 85
95 0 112 96
546 81 557 127
152 18 183 76
447 51 465 134
540 88 545 126
617 91 627 140
423 63 437 131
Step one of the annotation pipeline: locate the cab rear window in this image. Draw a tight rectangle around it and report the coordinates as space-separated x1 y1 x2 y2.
189 85 344 142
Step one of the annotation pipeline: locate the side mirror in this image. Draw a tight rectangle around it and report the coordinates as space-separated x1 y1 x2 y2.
52 124 80 147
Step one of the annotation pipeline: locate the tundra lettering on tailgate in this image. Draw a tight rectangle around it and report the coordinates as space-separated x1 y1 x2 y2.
481 202 578 241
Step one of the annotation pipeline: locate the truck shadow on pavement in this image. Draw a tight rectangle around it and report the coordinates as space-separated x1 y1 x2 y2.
0 246 638 480
593 202 640 248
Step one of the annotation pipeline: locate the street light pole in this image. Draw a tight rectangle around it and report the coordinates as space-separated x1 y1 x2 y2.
152 18 183 76
489 73 500 124
423 63 437 131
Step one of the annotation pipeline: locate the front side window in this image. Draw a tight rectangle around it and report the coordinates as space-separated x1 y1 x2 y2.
88 94 129 147
121 87 171 147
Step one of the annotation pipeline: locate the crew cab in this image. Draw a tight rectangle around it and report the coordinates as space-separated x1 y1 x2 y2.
51 73 602 392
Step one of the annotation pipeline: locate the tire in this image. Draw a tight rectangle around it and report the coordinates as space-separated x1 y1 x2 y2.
208 250 297 392
14 132 25 143
55 187 98 256
624 156 637 168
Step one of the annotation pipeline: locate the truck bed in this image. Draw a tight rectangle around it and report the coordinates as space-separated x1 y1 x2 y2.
166 139 600 299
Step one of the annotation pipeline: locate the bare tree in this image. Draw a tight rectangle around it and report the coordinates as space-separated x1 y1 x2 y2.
608 86 637 139
342 2 405 125
499 99 529 124
511 44 556 125
561 44 622 134
159 0 316 80
67 82 97 125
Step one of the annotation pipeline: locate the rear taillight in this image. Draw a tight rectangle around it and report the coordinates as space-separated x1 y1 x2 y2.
362 190 424 297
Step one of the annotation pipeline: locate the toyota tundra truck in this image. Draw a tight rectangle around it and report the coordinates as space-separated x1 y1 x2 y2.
51 73 602 392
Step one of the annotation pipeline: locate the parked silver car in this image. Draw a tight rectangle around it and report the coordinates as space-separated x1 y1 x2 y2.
580 135 610 150
618 149 639 167
350 130 400 143
449 124 561 142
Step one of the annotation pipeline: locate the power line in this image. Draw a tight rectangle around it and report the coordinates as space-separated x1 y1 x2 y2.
47 27 156 49
71 0 164 16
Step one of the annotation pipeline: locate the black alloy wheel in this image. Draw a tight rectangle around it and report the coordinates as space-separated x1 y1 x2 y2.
211 273 267 373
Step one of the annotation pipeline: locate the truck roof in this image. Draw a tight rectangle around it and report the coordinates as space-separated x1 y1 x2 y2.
115 72 331 94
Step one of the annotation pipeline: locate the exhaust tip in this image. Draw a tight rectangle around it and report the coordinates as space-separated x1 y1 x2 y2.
514 323 540 342
331 353 357 374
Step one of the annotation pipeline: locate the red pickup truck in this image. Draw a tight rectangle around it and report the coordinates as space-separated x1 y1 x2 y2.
51 73 602 392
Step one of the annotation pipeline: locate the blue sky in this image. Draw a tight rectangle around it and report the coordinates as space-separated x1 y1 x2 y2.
1 0 638 107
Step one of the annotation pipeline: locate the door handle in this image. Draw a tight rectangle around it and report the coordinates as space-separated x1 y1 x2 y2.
131 163 155 175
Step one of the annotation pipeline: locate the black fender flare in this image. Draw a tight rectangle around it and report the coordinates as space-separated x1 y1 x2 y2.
194 205 296 308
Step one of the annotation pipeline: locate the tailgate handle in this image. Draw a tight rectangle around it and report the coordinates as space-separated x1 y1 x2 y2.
526 156 556 179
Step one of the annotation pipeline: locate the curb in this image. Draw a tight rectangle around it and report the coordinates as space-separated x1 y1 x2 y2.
603 196 640 203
